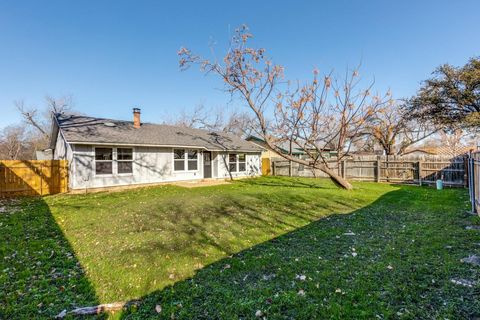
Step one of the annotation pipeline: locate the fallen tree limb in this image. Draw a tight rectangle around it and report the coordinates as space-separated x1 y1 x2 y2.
56 301 139 318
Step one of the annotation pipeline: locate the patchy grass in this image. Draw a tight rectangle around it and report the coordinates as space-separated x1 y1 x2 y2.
1 177 480 319
0 198 102 319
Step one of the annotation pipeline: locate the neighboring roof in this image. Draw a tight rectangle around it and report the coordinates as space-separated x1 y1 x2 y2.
54 114 262 152
35 149 53 160
246 136 305 154
403 145 476 157
246 136 333 155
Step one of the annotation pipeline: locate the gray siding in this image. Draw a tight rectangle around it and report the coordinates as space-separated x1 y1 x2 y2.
53 131 73 161
68 144 261 190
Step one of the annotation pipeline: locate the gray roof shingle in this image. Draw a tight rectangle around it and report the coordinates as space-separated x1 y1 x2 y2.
55 114 262 152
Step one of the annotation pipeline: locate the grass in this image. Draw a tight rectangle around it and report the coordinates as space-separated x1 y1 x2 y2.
1 176 480 319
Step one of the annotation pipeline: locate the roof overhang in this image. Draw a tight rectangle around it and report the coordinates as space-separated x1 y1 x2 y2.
68 140 262 153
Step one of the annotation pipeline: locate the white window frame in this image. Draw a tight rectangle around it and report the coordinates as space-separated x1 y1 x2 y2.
173 148 199 172
116 147 134 176
238 153 246 172
228 153 247 173
94 147 114 176
94 146 134 177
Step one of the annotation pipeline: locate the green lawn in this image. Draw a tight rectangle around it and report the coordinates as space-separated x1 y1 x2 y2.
1 177 480 319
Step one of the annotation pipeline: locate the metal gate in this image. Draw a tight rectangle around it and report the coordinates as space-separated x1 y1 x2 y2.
468 152 480 214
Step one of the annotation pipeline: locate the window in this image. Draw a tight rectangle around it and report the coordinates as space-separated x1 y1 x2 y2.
228 153 247 172
117 148 133 174
95 148 113 175
238 154 246 172
174 149 199 171
229 154 237 172
174 149 185 171
95 147 134 175
188 150 198 170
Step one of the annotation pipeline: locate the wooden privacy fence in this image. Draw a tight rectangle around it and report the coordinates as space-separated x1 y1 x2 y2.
272 155 467 187
0 160 68 197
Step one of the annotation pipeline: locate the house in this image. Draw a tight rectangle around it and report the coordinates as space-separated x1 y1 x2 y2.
402 145 476 157
50 108 263 191
246 136 306 160
246 135 337 160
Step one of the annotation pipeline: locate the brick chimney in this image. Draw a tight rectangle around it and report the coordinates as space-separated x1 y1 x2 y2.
133 108 141 128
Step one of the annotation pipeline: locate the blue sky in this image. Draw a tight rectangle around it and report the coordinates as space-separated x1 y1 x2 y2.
0 0 479 128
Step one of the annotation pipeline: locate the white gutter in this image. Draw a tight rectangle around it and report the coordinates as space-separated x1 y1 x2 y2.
67 141 261 153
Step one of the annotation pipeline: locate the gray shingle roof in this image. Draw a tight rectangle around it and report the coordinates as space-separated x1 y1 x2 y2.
55 114 262 152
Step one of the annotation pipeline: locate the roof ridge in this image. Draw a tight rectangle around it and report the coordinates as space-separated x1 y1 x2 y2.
59 113 229 135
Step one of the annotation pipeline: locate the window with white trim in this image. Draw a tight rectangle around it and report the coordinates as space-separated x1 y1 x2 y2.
174 149 185 171
117 148 133 174
238 153 246 172
187 150 198 170
95 147 134 175
173 149 199 171
229 154 237 172
228 153 246 172
95 148 113 175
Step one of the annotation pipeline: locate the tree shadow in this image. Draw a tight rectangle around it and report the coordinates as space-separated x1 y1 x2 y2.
0 195 104 319
119 186 479 319
237 176 331 189
0 160 67 197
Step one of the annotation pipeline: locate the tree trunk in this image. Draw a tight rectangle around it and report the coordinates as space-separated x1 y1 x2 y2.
315 162 353 190
262 139 353 189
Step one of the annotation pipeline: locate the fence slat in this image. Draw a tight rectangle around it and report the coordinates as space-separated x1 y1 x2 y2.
272 155 467 187
0 160 69 197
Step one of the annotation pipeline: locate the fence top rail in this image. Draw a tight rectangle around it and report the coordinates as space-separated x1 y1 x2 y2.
0 160 67 165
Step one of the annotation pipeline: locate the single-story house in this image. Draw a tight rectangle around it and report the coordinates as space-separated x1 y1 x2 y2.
246 135 337 160
50 108 263 191
402 145 476 157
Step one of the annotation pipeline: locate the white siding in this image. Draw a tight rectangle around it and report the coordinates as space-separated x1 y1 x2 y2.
68 144 261 190
214 152 261 178
70 145 205 190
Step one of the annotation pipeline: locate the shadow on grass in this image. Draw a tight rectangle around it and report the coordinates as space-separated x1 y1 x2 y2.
237 176 333 189
0 197 103 319
120 186 479 319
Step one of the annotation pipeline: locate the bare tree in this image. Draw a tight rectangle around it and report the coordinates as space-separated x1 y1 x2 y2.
0 125 27 160
368 101 436 156
172 104 257 138
16 95 73 142
179 25 388 189
438 129 468 157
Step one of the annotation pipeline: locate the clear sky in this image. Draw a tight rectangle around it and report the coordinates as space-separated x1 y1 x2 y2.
0 0 479 128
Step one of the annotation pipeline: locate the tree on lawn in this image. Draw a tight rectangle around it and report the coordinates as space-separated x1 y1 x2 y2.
406 57 480 129
368 101 436 155
179 25 388 189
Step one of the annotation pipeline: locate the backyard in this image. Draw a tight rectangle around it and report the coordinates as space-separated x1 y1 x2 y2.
1 176 480 319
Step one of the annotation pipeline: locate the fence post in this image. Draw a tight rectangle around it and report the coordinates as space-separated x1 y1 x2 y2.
289 160 292 177
418 161 423 186
273 160 276 176
341 160 346 179
39 162 43 196
376 160 381 183
469 157 476 214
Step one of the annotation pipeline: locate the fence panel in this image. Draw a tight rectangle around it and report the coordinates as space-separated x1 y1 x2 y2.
0 160 68 197
272 155 466 187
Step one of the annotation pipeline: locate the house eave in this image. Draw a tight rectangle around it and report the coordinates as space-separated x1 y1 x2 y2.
67 140 262 153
